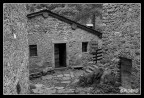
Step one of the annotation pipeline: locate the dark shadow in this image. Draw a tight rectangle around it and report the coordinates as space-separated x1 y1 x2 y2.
54 43 66 68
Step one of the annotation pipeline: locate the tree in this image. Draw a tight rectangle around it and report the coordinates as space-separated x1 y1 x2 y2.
73 4 103 28
26 4 103 30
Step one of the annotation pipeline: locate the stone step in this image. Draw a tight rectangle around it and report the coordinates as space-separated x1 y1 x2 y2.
87 66 95 71
91 65 98 69
85 69 93 73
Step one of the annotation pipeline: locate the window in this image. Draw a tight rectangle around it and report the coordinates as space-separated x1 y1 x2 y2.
29 45 37 56
82 42 88 52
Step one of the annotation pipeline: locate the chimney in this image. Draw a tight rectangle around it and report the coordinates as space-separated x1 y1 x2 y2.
86 23 93 29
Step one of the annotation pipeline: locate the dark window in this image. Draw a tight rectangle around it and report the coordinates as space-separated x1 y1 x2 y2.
29 45 37 56
82 42 88 52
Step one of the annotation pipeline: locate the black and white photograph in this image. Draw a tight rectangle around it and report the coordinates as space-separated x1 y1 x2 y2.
3 3 141 95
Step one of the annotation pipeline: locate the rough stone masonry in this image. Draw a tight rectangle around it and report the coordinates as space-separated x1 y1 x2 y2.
3 4 29 94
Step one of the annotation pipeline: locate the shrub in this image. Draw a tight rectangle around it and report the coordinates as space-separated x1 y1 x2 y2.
90 71 121 94
103 72 116 85
91 83 120 94
77 69 103 87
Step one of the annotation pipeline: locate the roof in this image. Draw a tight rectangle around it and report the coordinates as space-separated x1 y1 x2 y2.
26 9 102 38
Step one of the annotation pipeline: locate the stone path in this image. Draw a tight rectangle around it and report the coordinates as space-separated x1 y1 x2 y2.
29 69 93 94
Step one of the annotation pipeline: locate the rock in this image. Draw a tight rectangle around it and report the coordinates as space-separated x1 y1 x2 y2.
75 87 92 94
63 76 71 80
45 87 54 90
61 81 71 83
32 89 39 93
72 79 79 84
64 89 75 94
64 74 70 77
57 89 65 94
35 84 43 88
86 87 93 92
57 74 63 77
42 75 52 80
79 91 86 94
70 72 74 78
46 89 56 94
29 84 36 89
55 87 64 89
42 67 53 74
100 68 112 84
32 87 44 94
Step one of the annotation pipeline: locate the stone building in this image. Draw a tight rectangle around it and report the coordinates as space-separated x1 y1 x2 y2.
26 9 102 74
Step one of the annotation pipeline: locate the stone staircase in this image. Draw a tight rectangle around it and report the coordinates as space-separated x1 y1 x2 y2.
84 41 103 75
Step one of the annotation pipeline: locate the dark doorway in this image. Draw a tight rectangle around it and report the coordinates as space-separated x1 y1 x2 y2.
54 43 66 68
119 57 132 89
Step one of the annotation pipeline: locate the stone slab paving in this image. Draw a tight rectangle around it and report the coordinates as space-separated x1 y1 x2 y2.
62 76 71 80
61 81 71 84
30 69 92 94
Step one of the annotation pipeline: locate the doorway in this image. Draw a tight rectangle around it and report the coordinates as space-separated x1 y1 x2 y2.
54 43 66 68
119 57 132 89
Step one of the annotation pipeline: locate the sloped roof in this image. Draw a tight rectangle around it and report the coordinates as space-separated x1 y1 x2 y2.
26 9 102 38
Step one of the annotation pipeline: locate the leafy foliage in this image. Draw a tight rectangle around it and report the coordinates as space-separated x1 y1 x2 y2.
26 4 103 25
91 83 120 94
77 69 103 87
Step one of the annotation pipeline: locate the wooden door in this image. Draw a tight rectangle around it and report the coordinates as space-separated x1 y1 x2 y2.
54 44 60 68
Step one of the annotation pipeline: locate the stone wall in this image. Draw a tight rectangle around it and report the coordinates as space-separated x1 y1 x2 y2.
3 4 29 94
27 15 100 73
102 3 140 89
